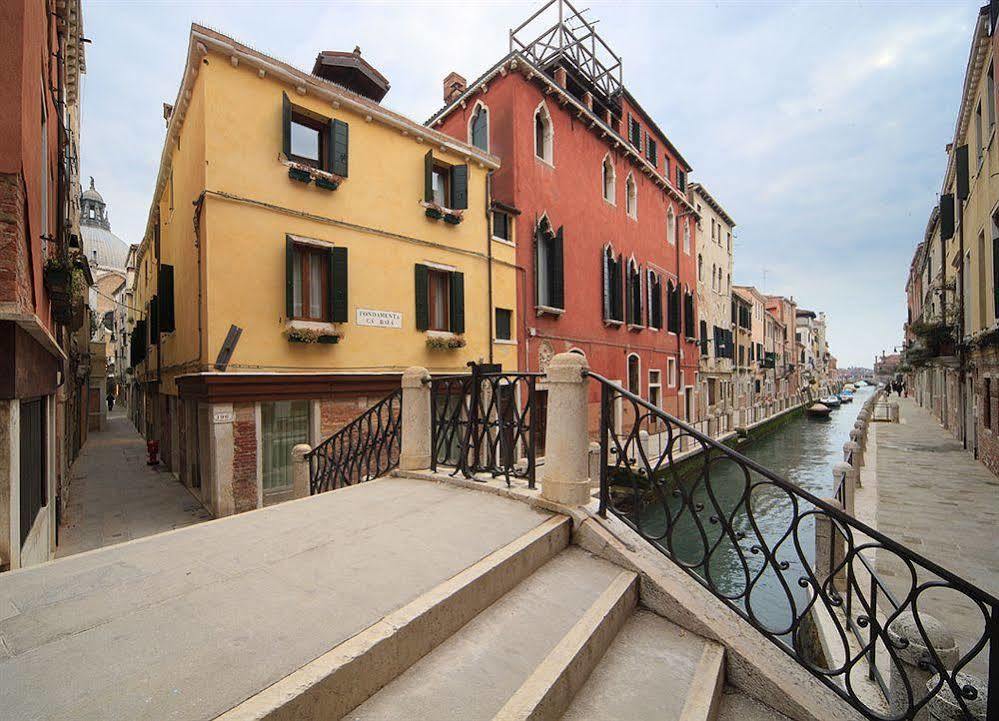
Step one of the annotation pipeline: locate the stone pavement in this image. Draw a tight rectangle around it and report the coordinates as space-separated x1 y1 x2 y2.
55 411 212 558
872 396 998 679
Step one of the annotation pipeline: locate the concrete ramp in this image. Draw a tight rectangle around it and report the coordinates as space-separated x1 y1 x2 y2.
0 477 552 721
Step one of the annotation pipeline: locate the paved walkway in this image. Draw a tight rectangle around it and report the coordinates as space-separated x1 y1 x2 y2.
56 411 212 558
872 396 998 678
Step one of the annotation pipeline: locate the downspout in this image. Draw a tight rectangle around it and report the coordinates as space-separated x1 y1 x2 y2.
957 192 966 448
486 172 494 365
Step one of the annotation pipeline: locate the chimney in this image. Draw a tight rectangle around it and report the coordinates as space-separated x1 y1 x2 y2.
554 67 567 88
582 91 593 111
443 72 466 103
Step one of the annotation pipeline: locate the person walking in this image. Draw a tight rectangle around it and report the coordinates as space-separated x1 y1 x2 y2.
106 390 114 412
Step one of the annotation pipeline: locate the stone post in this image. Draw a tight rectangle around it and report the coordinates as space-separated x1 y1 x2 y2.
848 431 865 468
886 611 960 720
889 401 900 423
813 496 846 591
400 366 432 471
292 444 311 498
832 461 855 515
925 672 987 720
587 441 601 490
540 352 591 506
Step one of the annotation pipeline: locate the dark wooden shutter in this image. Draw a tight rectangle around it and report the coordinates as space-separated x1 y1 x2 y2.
624 265 633 325
282 92 291 157
551 227 564 309
149 295 159 341
330 119 349 177
957 144 970 200
330 246 348 322
424 151 434 203
414 264 429 330
158 265 175 333
941 194 955 240
449 271 465 333
286 237 295 318
451 164 468 209
615 253 624 322
602 250 610 320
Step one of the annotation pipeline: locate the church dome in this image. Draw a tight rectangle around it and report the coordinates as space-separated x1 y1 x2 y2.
80 177 128 271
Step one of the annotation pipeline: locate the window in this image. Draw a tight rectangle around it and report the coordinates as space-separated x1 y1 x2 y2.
262 400 310 495
415 264 465 333
625 173 637 219
667 280 680 333
648 270 663 329
628 115 641 147
492 210 511 241
667 357 677 388
676 168 687 192
290 244 330 321
727 232 732 253
993 211 999 318
646 134 657 167
282 92 349 176
534 102 553 164
985 377 993 431
649 369 662 408
469 102 489 152
697 254 703 282
602 246 624 322
988 63 996 132
626 259 642 325
495 307 512 340
976 101 984 167
683 219 691 254
18 398 46 545
535 218 564 309
683 291 695 339
424 152 468 210
628 354 641 395
602 154 616 203
663 156 671 182
666 207 676 245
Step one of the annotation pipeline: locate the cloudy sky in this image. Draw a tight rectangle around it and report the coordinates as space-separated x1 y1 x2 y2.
80 0 981 368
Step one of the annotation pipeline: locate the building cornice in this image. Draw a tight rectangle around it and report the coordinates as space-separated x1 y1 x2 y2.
426 52 698 215
688 182 736 227
942 7 990 194
136 24 501 267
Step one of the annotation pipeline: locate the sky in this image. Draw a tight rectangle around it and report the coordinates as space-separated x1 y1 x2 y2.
79 0 983 368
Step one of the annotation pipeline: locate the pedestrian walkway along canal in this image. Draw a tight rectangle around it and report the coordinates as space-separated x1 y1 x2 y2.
635 386 876 641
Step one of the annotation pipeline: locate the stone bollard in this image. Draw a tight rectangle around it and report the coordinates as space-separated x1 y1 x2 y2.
886 611 960 720
292 443 312 498
890 402 900 423
400 366 432 470
848 431 865 467
639 429 650 459
540 352 592 506
925 672 988 720
832 461 855 515
587 441 601 490
813 496 846 591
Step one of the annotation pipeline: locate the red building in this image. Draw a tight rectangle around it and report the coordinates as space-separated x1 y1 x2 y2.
429 0 700 424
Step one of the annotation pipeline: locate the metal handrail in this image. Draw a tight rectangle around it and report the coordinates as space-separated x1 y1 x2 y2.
585 368 995 721
306 388 402 494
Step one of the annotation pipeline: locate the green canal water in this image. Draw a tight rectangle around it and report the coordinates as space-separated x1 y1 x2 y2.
636 385 875 638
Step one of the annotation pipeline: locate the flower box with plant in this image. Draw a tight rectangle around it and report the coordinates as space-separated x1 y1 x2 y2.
315 177 339 191
285 326 342 344
426 335 466 350
288 167 312 184
420 201 463 225
44 257 73 294
285 159 344 190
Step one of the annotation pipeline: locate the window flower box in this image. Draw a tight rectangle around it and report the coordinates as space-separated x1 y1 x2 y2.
426 334 466 350
425 206 444 220
315 177 339 191
421 201 464 225
44 258 72 294
285 326 342 344
284 158 344 190
443 212 463 225
288 167 312 184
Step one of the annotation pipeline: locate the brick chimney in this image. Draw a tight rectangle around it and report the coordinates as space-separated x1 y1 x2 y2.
443 72 466 103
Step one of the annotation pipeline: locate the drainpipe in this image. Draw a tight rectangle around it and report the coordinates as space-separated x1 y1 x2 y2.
485 171 494 366
957 192 966 449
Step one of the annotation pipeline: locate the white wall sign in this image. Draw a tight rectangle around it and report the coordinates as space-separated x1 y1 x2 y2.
356 308 403 329
213 410 234 424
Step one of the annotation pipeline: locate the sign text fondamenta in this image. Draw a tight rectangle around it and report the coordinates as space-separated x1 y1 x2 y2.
356 309 403 328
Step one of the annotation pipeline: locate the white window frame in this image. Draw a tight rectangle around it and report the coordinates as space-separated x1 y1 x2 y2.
667 207 676 245
533 101 554 166
625 172 637 220
627 353 642 396
649 369 662 409
601 153 616 205
683 219 691 254
667 357 678 388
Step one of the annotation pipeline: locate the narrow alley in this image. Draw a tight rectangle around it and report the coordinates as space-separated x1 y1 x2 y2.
56 411 212 558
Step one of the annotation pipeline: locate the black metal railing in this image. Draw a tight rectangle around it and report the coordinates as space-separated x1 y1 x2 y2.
429 365 541 488
307 388 402 494
588 369 995 721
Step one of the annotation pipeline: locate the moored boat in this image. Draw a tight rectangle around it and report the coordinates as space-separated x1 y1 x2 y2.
807 403 832 417
821 395 842 407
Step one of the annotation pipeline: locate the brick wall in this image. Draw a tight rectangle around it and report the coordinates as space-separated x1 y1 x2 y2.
319 395 375 439
232 402 257 513
972 346 999 477
0 173 32 313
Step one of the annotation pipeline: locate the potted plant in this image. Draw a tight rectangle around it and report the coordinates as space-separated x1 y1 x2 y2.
425 206 444 220
288 167 312 184
44 257 72 294
315 177 339 191
443 212 463 225
426 335 466 350
286 326 342 344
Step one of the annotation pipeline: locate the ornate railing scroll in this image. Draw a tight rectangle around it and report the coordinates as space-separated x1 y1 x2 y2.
429 367 540 488
307 388 402 494
588 369 995 721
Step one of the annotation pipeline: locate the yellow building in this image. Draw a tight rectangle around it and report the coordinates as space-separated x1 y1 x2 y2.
131 26 514 516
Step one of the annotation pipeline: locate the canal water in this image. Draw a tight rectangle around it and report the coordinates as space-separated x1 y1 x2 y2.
637 385 875 639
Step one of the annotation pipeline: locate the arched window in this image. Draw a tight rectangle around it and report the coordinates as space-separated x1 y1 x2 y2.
469 102 489 152
626 258 642 325
697 254 703 282
601 154 615 203
625 173 637 219
666 207 676 245
534 102 553 164
627 353 641 396
683 219 691 254
712 264 717 291
535 215 564 309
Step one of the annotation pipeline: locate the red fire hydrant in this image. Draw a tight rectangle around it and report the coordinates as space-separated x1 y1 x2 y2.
146 439 160 466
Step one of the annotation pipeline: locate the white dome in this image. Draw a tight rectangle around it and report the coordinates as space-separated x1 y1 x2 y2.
81 224 129 271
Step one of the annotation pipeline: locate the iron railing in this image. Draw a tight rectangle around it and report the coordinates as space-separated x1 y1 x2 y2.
429 366 541 488
307 388 402 494
587 369 995 721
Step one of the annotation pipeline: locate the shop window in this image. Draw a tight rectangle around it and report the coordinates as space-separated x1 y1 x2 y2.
261 400 310 496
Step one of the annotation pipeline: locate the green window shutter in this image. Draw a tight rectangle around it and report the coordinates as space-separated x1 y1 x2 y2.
414 264 429 330
149 295 159 342
158 265 175 333
624 266 633 325
451 164 468 209
282 92 291 157
615 253 624 322
330 246 348 323
601 250 610 320
551 226 564 309
330 119 349 177
449 271 465 334
424 151 434 203
286 236 295 318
